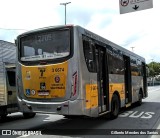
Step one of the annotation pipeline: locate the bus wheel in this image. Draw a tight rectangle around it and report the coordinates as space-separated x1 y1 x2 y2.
23 112 36 119
64 115 73 119
1 114 7 120
64 115 78 119
137 93 142 106
110 94 120 119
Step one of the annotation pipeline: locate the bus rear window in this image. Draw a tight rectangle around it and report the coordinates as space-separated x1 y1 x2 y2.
20 29 70 61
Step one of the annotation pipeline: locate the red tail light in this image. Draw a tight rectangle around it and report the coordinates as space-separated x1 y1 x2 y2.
72 71 78 97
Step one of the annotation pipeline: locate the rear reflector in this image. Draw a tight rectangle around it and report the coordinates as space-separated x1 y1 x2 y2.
72 71 78 97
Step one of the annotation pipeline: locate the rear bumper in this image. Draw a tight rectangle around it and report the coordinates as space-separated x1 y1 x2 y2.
17 96 84 116
17 97 69 114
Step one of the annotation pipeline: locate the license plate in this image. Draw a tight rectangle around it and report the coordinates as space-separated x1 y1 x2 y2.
38 92 49 96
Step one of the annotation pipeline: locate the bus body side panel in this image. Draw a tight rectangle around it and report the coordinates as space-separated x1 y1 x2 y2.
67 27 84 116
130 59 144 103
77 27 99 117
109 74 125 108
131 76 143 103
107 48 126 109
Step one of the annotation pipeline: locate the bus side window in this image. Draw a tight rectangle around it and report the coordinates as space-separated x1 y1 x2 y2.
83 40 97 72
108 53 124 75
131 59 142 76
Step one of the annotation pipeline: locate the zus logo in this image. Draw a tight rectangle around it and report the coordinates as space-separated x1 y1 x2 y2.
119 111 155 119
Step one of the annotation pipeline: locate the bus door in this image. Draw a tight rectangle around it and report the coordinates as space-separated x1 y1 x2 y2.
142 62 148 97
95 46 109 114
124 55 132 105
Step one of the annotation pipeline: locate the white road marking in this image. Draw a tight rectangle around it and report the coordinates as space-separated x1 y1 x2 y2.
119 111 155 119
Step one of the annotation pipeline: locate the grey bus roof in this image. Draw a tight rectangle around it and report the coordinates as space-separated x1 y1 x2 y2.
16 25 72 38
76 25 145 62
17 25 145 62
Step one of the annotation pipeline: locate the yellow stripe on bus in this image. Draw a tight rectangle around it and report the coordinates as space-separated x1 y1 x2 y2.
85 83 125 109
109 83 125 102
85 84 98 109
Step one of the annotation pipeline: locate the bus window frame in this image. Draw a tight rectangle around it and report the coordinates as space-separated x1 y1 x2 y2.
17 27 74 65
83 38 97 73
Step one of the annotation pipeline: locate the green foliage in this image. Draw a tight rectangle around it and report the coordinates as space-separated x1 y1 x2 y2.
147 62 160 77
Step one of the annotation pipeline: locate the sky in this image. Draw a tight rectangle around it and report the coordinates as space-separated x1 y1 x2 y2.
0 0 159 63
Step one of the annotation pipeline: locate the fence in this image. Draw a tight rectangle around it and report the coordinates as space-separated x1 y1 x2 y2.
147 79 160 86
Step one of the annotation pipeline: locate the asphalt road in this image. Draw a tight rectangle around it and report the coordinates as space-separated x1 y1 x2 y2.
1 86 160 138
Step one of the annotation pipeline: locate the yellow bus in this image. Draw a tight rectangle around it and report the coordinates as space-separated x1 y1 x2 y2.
16 25 148 119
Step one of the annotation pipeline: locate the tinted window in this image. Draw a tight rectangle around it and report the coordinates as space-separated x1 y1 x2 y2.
83 39 97 72
20 29 70 61
7 71 16 86
108 48 124 75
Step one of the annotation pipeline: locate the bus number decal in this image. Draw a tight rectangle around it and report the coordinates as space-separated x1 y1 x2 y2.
52 68 64 72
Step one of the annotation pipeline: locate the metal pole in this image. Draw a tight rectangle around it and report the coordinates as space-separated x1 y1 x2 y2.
65 4 66 25
151 59 154 86
60 2 71 25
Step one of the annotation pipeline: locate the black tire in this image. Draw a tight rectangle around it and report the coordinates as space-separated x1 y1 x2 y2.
110 94 120 119
23 112 36 119
137 93 142 106
1 114 7 120
64 115 79 119
64 115 73 119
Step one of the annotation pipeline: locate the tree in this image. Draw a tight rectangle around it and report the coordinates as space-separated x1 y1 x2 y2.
147 62 160 77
